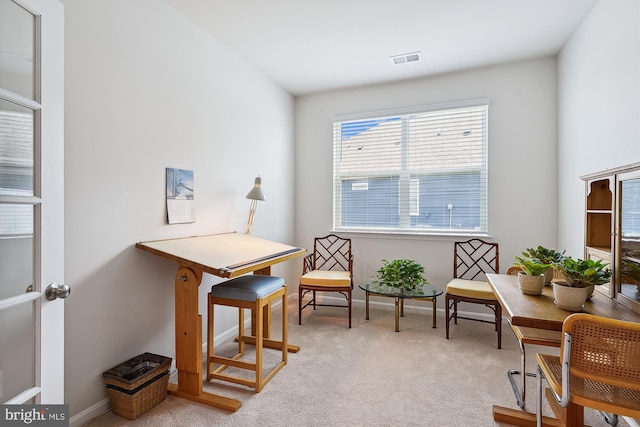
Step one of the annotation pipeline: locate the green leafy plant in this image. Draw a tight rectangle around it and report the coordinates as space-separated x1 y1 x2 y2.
372 259 428 291
510 256 551 276
553 257 612 287
521 246 566 265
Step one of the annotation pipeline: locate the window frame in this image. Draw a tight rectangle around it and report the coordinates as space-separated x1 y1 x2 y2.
332 98 490 237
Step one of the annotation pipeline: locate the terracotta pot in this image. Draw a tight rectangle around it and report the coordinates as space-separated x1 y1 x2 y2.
552 282 588 312
518 272 545 295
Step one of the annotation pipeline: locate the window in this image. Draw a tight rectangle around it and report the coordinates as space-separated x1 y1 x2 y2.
332 100 489 235
0 107 34 236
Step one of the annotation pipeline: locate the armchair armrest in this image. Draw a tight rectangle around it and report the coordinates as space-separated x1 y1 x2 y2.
302 253 315 275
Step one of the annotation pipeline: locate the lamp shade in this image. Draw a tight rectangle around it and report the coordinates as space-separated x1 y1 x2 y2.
246 176 266 201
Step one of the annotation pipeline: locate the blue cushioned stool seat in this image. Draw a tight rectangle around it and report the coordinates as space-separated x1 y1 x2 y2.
210 275 285 301
207 274 288 393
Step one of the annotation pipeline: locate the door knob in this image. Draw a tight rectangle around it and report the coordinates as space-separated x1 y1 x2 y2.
45 283 71 301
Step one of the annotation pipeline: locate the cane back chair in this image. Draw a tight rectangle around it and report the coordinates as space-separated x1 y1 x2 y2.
445 239 502 348
298 234 353 328
536 313 640 426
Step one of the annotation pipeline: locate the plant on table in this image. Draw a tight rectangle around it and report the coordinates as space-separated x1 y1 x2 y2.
510 256 552 276
372 259 428 292
521 246 566 266
551 257 612 311
510 256 550 295
519 246 566 284
553 257 612 288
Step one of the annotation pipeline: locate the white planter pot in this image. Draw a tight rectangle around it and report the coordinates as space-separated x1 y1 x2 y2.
518 272 545 295
543 268 554 285
585 284 595 300
552 282 588 312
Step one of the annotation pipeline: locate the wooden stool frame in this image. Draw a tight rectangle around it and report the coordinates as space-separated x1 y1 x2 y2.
207 285 288 393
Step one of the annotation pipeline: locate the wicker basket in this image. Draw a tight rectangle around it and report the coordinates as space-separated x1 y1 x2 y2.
103 353 172 420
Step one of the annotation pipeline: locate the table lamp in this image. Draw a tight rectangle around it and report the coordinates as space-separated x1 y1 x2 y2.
245 175 266 234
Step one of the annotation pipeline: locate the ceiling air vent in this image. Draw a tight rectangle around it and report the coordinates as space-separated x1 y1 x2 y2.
390 51 422 65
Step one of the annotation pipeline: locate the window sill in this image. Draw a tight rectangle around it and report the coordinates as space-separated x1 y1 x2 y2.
331 228 491 241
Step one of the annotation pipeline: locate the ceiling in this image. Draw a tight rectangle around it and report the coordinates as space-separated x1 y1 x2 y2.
166 0 600 96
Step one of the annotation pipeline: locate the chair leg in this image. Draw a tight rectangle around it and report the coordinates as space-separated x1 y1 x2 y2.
238 305 245 355
255 300 263 392
453 299 458 324
508 338 526 408
536 365 543 427
207 293 214 380
298 287 303 325
281 289 288 364
348 288 352 328
600 412 618 425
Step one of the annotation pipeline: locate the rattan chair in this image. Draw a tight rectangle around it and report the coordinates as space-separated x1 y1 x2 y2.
298 234 353 328
505 265 562 408
445 239 502 348
536 313 640 427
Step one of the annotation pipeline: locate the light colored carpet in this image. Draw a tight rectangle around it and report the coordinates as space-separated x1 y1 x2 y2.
86 298 630 427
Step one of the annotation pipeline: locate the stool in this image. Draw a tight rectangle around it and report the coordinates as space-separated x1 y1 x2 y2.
206 275 288 392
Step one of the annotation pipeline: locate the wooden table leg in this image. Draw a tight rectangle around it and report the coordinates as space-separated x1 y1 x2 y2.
172 266 242 412
546 388 584 427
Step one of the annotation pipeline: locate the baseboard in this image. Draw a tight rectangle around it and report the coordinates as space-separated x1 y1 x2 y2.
69 397 111 427
299 292 497 321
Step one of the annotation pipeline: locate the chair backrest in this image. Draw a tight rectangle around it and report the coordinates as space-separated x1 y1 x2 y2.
562 313 640 390
312 234 352 273
453 239 499 281
505 265 522 275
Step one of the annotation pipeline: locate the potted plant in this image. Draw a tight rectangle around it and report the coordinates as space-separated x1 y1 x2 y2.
552 257 612 311
521 246 566 284
510 256 550 295
371 259 428 293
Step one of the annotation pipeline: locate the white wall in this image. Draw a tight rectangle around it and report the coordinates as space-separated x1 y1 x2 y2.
558 5 640 423
295 58 559 297
62 0 296 419
557 0 640 257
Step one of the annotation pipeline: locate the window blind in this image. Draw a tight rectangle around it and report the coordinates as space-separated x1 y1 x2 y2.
332 101 488 235
0 108 34 236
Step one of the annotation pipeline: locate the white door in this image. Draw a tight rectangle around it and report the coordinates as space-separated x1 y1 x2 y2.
0 0 65 404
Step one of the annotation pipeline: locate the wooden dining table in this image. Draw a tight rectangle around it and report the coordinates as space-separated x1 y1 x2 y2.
486 273 640 427
136 232 306 412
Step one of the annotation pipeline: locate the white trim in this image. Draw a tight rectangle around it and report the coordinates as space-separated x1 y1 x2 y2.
0 291 40 311
0 88 42 111
5 386 41 404
333 97 490 122
69 398 111 427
